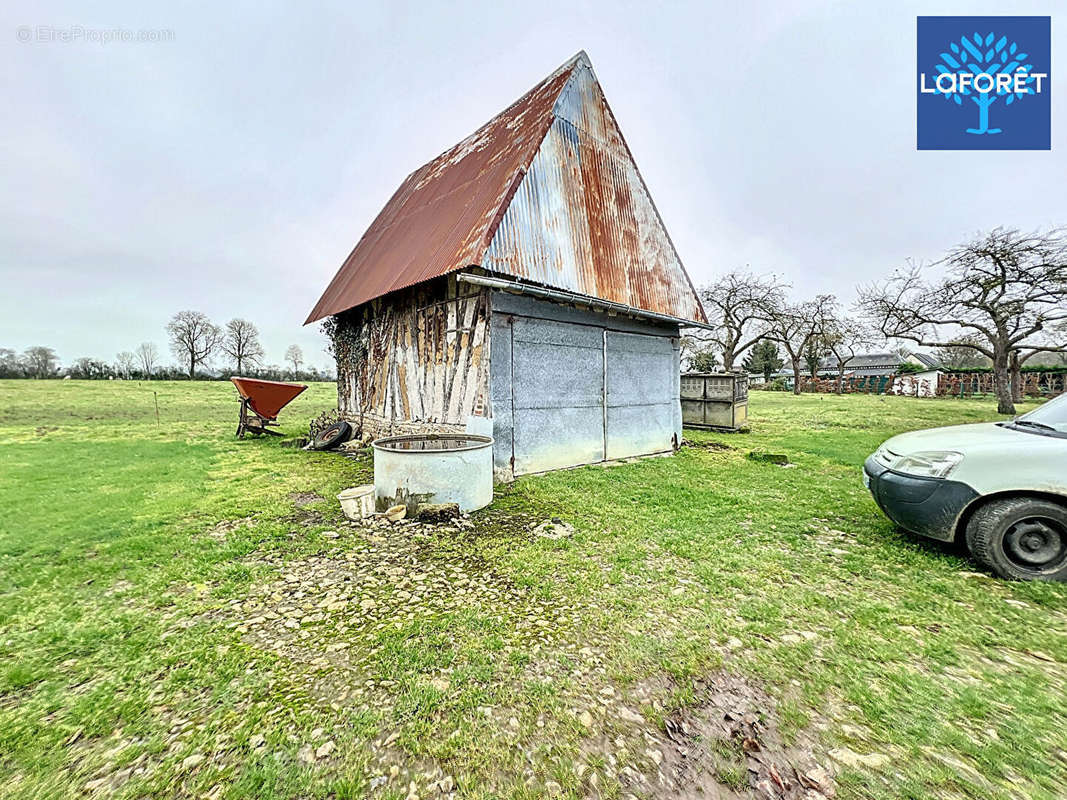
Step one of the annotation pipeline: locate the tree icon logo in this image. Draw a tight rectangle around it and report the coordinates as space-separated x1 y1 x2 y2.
916 17 1050 151
931 32 1040 134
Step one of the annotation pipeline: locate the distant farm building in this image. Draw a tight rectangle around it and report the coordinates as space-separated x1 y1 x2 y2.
307 52 707 480
754 352 943 386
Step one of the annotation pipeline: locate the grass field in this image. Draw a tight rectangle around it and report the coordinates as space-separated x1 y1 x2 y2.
1 380 1065 800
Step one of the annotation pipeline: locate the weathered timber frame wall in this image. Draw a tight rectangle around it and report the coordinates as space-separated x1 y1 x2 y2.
330 276 491 438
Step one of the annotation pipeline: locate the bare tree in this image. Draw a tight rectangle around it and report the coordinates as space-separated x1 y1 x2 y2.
860 227 1067 414
135 342 158 379
0 348 22 378
767 296 834 394
22 346 58 378
699 271 787 371
822 311 874 393
936 335 989 370
115 351 136 380
221 318 264 374
284 344 304 377
166 311 222 379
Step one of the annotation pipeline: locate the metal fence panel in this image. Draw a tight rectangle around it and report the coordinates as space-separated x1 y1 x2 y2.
680 373 748 430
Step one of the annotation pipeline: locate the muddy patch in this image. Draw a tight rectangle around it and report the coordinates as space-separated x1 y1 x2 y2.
283 506 328 528
659 674 832 799
288 491 324 508
206 517 255 542
583 673 835 800
684 439 735 452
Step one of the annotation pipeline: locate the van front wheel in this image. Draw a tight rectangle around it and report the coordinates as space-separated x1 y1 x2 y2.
966 497 1067 581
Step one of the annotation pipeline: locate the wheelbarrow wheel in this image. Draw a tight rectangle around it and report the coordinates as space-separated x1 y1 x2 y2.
311 420 351 451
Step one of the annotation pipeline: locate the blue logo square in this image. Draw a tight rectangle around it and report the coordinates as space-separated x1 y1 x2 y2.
917 16 1051 150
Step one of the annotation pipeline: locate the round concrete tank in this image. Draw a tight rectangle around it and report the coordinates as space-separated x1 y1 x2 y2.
372 434 494 513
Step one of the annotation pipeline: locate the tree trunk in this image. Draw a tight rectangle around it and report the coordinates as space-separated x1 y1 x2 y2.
1010 351 1023 403
836 366 844 394
992 353 1015 415
791 359 802 395
722 350 734 372
188 355 195 380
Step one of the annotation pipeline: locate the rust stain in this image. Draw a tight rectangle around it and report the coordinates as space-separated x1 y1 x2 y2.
308 51 706 326
306 57 571 324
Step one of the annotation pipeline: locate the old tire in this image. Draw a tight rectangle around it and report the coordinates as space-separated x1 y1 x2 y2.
965 497 1067 581
311 420 351 451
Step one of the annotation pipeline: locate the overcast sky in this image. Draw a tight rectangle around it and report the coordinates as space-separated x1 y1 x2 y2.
2 0 1063 370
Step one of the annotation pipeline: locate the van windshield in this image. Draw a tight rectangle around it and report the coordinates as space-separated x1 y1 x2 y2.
1015 392 1067 434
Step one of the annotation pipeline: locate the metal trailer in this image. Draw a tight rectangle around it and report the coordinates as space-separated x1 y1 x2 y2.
680 372 749 431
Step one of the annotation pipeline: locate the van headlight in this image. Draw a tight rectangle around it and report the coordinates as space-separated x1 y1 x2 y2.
890 451 963 478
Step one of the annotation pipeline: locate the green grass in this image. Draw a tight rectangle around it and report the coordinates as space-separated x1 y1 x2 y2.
1 380 1065 799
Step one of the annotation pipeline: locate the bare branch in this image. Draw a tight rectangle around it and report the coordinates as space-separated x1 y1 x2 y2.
858 226 1067 413
699 270 788 371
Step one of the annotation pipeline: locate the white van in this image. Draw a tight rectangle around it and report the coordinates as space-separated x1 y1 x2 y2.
864 392 1067 581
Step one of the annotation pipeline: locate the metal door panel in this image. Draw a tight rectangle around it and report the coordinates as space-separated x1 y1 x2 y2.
606 331 676 459
511 317 604 474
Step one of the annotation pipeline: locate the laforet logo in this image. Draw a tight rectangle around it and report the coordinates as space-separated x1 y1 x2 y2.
922 32 1047 134
917 17 1050 150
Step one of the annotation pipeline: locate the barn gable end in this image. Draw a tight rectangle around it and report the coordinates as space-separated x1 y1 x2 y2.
482 57 703 322
307 52 706 327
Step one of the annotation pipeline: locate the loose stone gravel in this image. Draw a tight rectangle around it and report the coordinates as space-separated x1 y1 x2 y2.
197 512 838 798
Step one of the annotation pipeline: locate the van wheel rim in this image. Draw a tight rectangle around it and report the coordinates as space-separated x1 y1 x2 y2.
1004 518 1066 570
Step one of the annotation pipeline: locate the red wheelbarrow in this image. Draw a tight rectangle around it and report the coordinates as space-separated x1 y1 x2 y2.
230 377 307 438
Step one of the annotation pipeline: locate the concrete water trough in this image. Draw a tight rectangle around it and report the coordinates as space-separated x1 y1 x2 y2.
372 434 494 513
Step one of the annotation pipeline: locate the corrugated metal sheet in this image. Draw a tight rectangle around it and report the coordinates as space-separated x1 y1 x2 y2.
489 293 682 479
307 52 706 326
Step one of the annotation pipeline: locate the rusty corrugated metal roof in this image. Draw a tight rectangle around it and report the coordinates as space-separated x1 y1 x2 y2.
306 52 706 325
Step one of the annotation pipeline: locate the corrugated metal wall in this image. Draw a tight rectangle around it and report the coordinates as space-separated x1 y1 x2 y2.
490 292 681 479
481 60 704 324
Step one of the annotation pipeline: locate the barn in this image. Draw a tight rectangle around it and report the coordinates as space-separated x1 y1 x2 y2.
306 52 708 481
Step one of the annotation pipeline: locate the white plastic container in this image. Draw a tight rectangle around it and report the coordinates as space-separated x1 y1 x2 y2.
336 484 375 520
